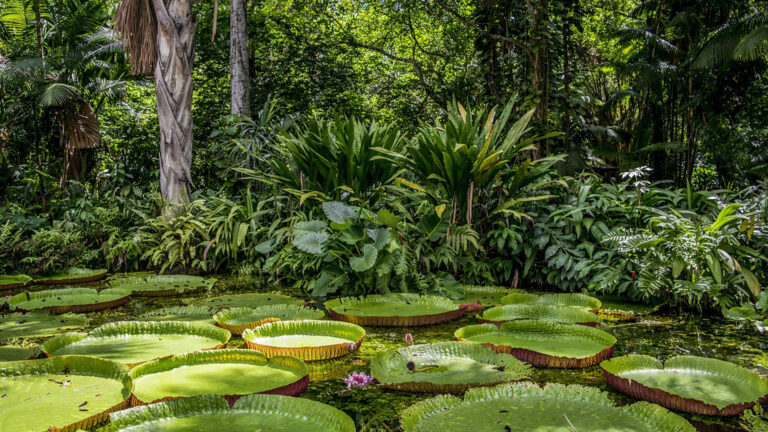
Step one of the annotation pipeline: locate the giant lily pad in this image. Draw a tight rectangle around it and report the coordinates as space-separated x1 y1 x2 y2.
190 292 304 310
371 341 532 394
41 321 230 368
214 305 325 335
0 345 37 361
601 354 768 416
453 286 520 307
0 356 132 431
325 294 467 326
130 349 308 405
33 268 108 285
0 274 32 290
477 304 601 326
501 292 602 311
109 275 216 297
0 312 88 341
455 321 616 368
136 306 216 326
100 393 356 432
596 297 661 321
243 320 364 361
8 288 131 314
401 382 696 432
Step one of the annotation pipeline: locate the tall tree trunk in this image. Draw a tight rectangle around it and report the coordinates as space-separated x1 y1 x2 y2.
230 0 250 116
526 0 548 158
154 0 196 215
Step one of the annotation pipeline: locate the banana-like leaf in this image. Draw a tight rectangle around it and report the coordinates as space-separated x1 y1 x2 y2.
100 393 355 432
0 356 132 431
601 354 768 415
400 382 696 432
41 321 231 367
371 341 531 393
456 321 616 368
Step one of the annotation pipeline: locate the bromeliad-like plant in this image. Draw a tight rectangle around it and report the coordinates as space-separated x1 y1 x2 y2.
260 115 406 204
374 97 553 228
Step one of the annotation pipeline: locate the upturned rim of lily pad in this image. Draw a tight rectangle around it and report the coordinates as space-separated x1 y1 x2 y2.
400 382 696 432
0 274 33 290
128 349 309 406
324 294 466 327
455 320 616 368
242 319 364 361
600 354 768 416
477 303 601 326
8 287 131 314
100 393 356 432
500 292 602 312
32 268 108 285
0 355 133 431
41 321 231 368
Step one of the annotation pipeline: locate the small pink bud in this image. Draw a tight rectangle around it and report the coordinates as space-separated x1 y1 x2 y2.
405 333 414 345
347 342 357 352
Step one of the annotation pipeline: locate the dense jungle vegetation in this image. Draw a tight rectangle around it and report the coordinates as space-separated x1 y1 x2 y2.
3 0 768 319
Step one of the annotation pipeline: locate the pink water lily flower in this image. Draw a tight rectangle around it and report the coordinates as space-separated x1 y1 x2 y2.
344 371 374 388
405 333 414 345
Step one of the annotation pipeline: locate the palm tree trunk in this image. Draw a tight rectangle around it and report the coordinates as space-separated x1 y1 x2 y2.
230 0 250 116
154 0 196 215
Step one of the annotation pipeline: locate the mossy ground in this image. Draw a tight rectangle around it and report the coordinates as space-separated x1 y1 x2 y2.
3 275 764 431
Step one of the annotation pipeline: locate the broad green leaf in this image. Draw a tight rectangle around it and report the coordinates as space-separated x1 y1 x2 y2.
293 232 329 256
376 209 402 228
740 266 761 298
322 201 359 224
350 244 378 272
368 228 391 250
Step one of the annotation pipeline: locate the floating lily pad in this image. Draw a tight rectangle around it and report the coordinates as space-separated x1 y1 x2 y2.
109 275 217 297
130 349 309 405
371 341 532 393
0 345 37 361
0 274 32 290
325 294 466 327
0 356 132 431
477 304 601 326
100 393 356 432
190 293 304 310
41 321 231 367
501 292 602 311
455 321 616 368
215 305 325 335
0 312 88 341
243 320 364 361
596 297 661 321
400 382 696 432
8 288 131 314
136 306 216 326
33 268 108 285
453 286 520 306
601 354 768 416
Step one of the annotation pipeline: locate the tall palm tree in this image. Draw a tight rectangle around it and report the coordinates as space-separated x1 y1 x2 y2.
694 7 768 68
114 0 196 214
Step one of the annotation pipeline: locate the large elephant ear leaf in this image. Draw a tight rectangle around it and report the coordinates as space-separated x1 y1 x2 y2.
368 228 391 250
254 240 275 254
376 209 402 228
293 232 329 256
323 201 360 224
350 244 378 272
312 271 349 297
294 220 327 234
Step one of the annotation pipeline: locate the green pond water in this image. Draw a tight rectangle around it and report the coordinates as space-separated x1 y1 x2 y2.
3 275 767 431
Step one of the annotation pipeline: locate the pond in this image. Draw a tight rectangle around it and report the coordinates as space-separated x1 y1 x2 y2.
3 275 765 431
